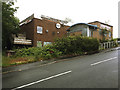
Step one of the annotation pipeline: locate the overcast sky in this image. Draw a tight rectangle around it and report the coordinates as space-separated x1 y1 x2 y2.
14 0 120 38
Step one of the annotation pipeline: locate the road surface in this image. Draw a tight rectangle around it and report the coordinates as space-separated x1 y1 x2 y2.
2 49 118 89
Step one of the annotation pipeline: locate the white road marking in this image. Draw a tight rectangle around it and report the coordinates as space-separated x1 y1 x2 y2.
91 57 117 66
12 70 72 90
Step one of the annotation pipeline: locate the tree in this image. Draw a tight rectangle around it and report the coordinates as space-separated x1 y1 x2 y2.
2 0 20 50
0 0 2 52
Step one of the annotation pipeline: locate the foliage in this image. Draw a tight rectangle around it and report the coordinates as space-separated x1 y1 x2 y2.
100 38 118 43
53 36 99 55
3 36 100 67
2 56 35 67
2 0 20 50
14 45 62 60
14 47 42 57
99 39 109 43
100 28 109 41
110 38 117 41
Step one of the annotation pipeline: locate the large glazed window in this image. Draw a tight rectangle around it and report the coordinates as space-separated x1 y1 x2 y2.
89 30 92 37
69 25 87 36
37 26 43 34
82 28 87 36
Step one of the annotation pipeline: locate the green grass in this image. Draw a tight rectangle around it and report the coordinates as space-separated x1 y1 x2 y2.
2 56 12 67
2 56 36 67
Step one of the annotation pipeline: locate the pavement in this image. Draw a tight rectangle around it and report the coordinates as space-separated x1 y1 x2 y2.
2 47 119 89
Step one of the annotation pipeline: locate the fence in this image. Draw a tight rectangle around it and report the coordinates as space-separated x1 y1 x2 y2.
99 41 117 50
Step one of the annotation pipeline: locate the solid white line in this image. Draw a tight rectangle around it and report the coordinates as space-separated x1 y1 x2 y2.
12 70 72 90
91 57 117 66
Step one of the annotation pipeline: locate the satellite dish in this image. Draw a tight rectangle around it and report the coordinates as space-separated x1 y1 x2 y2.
56 23 61 29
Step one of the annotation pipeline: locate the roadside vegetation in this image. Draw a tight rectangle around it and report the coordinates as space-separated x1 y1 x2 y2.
2 36 100 67
3 36 118 67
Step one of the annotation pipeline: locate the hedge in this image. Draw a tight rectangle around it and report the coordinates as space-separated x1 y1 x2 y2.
53 36 99 55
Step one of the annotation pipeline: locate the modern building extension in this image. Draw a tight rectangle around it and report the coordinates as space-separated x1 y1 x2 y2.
18 14 70 47
67 21 113 40
67 23 97 37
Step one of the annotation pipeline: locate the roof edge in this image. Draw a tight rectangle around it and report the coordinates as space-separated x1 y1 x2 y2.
88 21 113 27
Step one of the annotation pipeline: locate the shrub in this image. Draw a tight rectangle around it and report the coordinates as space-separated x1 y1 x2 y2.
40 44 62 59
14 47 42 57
13 44 62 60
81 37 99 52
13 36 99 61
54 36 99 55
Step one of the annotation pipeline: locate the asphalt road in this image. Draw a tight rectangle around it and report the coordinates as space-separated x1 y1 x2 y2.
2 49 118 89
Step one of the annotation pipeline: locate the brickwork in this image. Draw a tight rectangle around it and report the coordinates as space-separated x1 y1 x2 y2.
20 18 70 47
89 21 113 40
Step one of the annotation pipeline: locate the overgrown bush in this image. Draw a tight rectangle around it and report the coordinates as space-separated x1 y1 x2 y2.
13 44 62 60
40 45 62 60
53 36 99 55
14 47 42 57
80 37 99 52
13 36 99 61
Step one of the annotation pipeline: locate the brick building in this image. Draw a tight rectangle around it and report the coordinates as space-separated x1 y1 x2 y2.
17 14 113 47
67 21 113 40
19 14 70 47
88 21 113 40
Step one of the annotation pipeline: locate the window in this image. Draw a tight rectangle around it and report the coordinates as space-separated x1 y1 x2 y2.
104 34 107 37
109 32 111 37
100 24 111 30
37 41 42 47
99 29 102 35
82 28 87 36
44 42 52 46
89 30 93 37
89 30 91 37
37 26 43 34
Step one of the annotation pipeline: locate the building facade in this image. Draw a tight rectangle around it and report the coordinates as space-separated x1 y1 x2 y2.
67 21 113 40
88 21 113 40
67 23 97 37
19 14 70 47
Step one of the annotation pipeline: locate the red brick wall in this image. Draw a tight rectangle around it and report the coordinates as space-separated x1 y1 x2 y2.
69 31 82 36
89 21 113 40
20 18 70 47
33 18 69 46
20 20 34 45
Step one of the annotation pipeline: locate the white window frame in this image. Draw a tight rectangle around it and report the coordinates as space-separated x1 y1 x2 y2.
37 26 43 34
